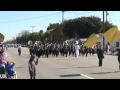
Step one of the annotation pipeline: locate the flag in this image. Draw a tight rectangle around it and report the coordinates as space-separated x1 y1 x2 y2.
84 33 99 48
103 27 120 44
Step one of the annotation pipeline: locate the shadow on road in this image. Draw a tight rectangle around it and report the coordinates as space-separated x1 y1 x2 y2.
77 66 98 68
59 66 98 69
60 74 81 77
90 71 120 74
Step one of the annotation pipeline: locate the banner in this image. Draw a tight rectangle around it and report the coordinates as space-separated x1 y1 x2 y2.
103 27 120 44
84 33 99 48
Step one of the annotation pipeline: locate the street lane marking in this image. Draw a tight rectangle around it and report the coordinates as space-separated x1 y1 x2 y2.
81 74 94 79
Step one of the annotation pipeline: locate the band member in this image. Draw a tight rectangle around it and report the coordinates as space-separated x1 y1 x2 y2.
18 45 21 56
74 41 80 58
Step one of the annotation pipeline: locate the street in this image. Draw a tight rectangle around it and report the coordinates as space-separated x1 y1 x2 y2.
5 47 120 79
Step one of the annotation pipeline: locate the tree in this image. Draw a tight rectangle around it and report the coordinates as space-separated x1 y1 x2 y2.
0 33 5 43
16 37 21 44
62 16 102 38
38 30 44 41
104 21 116 32
39 30 44 35
15 16 115 44
62 16 115 39
47 23 59 30
18 30 30 37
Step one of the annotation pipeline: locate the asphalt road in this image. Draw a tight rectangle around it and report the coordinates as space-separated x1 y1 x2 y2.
5 47 120 79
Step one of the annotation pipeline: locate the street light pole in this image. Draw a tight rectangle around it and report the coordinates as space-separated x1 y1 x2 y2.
30 26 36 33
106 11 108 46
62 11 64 43
103 11 105 50
106 11 107 23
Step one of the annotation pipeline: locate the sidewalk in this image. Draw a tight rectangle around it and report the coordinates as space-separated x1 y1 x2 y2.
104 51 117 56
104 51 112 55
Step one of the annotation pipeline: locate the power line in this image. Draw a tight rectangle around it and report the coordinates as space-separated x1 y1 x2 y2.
65 11 99 20
0 11 99 24
66 11 98 15
107 12 119 27
0 12 61 24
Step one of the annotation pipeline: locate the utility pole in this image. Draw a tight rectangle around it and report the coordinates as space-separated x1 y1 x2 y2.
62 11 64 43
30 26 36 33
106 11 109 23
30 26 36 44
106 11 109 45
106 11 107 23
103 11 105 50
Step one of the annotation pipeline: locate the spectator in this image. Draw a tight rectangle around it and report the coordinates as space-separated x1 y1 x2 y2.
5 61 16 77
28 55 38 79
0 60 6 74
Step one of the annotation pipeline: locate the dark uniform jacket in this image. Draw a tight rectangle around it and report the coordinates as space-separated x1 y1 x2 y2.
117 49 120 63
97 48 104 59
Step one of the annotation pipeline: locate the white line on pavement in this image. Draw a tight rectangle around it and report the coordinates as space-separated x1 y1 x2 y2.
81 74 94 79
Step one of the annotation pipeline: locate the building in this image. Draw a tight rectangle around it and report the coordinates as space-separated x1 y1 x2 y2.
97 33 120 49
80 38 87 44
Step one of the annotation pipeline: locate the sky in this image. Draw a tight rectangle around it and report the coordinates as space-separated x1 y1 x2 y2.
0 11 120 42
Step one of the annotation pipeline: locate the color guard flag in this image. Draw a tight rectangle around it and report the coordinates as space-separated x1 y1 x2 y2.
84 33 99 48
103 27 120 44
